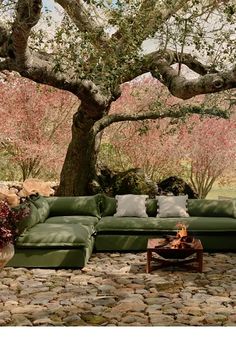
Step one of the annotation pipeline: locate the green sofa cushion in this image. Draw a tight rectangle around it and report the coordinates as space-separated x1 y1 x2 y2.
16 223 95 248
187 199 236 218
29 195 50 222
47 195 101 218
146 199 158 217
8 238 95 268
96 216 236 232
18 202 40 232
45 215 99 226
101 196 236 218
101 195 117 216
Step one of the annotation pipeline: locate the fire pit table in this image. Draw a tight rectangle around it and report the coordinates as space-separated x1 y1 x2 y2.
146 238 203 273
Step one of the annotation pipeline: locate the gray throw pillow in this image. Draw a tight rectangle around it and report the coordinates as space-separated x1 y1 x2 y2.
114 194 148 217
156 195 189 217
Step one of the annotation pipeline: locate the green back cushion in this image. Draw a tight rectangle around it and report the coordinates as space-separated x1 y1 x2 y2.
101 196 235 218
18 202 40 232
29 195 50 222
48 195 100 218
101 195 117 216
188 199 236 218
101 194 158 217
146 199 158 217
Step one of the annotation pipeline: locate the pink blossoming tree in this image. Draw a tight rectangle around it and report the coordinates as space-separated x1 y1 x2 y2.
0 72 78 180
177 116 236 198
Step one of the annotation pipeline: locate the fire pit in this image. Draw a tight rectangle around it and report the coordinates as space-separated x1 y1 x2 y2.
146 224 203 273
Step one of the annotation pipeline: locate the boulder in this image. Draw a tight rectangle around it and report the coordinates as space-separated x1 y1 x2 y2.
157 176 198 198
0 188 20 207
19 178 55 197
98 167 158 197
97 167 116 195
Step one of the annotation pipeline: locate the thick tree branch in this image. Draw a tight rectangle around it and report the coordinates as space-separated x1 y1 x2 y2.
92 105 228 135
1 0 110 109
55 0 119 70
10 0 42 67
1 58 109 111
111 48 220 91
177 53 218 75
152 59 236 99
55 0 110 50
146 49 219 76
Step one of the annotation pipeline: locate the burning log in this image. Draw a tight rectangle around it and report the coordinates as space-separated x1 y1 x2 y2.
165 223 194 249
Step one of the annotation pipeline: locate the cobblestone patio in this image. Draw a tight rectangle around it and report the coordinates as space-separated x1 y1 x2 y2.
0 252 236 326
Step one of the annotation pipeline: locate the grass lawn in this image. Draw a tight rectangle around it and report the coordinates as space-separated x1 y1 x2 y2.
207 181 236 199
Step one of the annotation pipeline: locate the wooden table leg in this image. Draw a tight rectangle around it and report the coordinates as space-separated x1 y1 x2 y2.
146 249 152 273
196 250 203 272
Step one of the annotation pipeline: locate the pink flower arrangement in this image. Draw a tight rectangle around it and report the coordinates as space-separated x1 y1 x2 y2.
0 200 30 248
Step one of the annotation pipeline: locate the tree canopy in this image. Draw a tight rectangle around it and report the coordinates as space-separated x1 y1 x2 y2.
0 0 235 195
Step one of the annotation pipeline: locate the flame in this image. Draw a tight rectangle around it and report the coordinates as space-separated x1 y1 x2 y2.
176 223 188 238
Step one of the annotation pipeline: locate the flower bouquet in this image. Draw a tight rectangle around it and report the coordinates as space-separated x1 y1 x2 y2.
0 200 30 269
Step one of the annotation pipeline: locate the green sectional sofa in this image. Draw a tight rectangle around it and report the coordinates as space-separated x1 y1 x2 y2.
7 194 236 268
8 195 100 268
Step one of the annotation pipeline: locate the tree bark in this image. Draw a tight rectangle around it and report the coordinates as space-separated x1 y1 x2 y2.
56 106 102 196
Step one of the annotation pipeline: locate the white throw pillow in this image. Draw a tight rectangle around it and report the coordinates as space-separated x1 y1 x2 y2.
156 195 189 217
114 194 148 217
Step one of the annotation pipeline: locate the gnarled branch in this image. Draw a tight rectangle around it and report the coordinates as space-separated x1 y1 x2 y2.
92 104 228 135
153 59 236 99
10 0 42 67
176 53 218 75
55 0 110 50
0 0 110 109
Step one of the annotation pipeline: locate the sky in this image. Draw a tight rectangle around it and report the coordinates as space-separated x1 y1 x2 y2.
43 0 55 11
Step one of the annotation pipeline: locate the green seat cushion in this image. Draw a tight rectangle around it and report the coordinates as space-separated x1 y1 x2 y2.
188 199 236 218
16 223 95 248
29 195 50 222
45 215 99 226
96 216 236 233
47 195 101 218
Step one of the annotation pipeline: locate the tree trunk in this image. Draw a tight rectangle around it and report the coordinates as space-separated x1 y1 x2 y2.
56 106 102 196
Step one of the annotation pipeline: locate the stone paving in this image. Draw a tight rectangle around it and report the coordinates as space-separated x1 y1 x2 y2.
0 252 236 326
